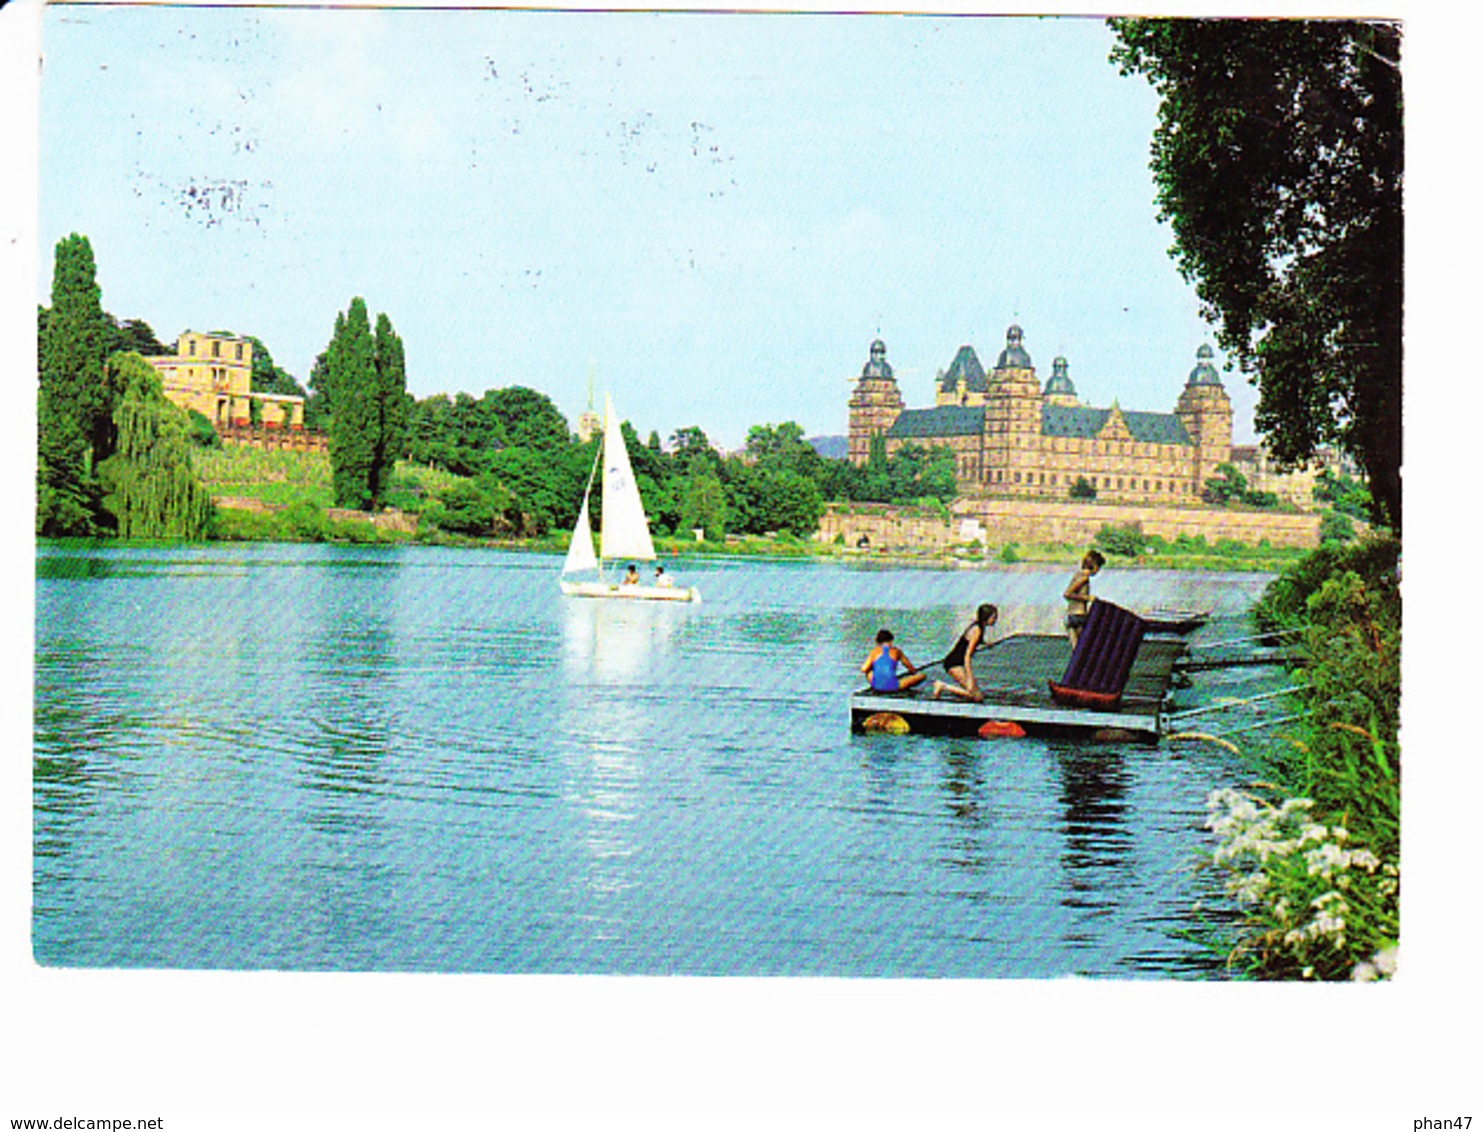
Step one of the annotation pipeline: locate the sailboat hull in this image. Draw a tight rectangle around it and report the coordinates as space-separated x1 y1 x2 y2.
560 580 700 603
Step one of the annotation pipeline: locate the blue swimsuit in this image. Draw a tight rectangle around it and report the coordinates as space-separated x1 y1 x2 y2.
870 648 901 692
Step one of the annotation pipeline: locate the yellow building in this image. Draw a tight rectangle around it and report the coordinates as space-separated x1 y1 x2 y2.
148 331 304 431
848 325 1232 506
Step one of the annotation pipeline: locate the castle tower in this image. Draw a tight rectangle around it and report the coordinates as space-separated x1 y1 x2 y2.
847 338 904 465
1175 344 1233 495
1043 356 1078 407
982 324 1043 489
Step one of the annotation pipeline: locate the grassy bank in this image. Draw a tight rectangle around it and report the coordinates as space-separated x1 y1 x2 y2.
1193 534 1400 979
188 445 1319 572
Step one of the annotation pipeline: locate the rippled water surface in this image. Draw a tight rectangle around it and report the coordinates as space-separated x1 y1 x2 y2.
34 543 1280 976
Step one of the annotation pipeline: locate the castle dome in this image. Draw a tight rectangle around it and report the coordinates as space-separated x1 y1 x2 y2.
1187 343 1223 387
995 324 1033 370
861 338 895 380
1044 355 1076 396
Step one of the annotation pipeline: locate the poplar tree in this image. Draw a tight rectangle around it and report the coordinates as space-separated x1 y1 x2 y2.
323 298 408 509
97 352 214 539
325 298 378 509
37 233 111 535
371 312 408 504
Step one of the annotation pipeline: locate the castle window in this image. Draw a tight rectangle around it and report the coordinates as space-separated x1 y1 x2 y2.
1014 472 1021 484
212 340 220 358
187 340 196 356
1050 475 1057 485
1103 477 1111 488
1144 480 1150 491
235 343 243 360
1156 481 1162 491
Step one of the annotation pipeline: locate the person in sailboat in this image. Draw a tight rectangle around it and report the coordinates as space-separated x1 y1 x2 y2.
622 563 640 585
860 629 929 694
655 565 674 588
931 603 998 702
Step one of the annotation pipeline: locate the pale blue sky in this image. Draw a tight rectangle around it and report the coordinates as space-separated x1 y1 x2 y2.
37 5 1257 449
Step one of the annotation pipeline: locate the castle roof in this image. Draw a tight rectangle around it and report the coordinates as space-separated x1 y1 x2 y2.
861 338 895 381
1041 404 1192 446
995 324 1033 370
1044 356 1076 396
937 346 988 395
886 404 986 440
1187 343 1223 387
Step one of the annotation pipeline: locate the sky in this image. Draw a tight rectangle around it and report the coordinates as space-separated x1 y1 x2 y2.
34 5 1258 451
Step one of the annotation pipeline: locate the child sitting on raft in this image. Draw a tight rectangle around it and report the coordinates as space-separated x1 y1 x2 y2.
860 629 929 694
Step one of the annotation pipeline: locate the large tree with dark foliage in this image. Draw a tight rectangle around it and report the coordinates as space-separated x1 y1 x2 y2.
321 298 408 509
37 233 113 535
1109 18 1402 532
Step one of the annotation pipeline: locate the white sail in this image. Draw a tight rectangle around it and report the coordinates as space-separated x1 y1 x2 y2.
597 394 656 562
562 496 599 575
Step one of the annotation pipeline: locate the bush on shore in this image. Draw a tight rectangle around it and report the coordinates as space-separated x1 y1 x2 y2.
1201 533 1400 980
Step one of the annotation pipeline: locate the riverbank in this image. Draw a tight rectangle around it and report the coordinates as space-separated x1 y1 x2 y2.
191 446 1310 573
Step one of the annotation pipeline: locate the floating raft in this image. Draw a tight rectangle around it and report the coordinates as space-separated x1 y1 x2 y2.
1140 607 1210 635
849 632 1187 741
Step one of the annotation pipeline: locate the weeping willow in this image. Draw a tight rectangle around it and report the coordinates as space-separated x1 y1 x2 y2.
98 352 214 539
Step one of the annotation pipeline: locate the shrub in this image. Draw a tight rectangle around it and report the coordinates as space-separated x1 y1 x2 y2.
1094 522 1145 557
998 542 1019 564
1320 510 1356 544
187 410 222 449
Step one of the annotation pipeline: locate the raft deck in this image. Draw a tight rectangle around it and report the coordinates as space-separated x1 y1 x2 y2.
849 632 1186 740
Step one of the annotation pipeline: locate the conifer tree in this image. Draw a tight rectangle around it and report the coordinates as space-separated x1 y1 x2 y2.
97 353 214 539
37 233 112 535
371 312 408 504
325 298 378 509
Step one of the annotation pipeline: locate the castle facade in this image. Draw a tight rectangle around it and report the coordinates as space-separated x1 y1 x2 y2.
847 325 1232 506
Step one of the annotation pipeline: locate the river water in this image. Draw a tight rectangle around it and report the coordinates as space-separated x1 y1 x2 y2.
33 543 1280 976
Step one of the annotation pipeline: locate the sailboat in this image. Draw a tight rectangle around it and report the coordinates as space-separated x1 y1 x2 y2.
560 394 700 603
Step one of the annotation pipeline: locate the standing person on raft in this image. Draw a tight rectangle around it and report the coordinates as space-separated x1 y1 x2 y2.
932 603 998 702
1064 550 1105 648
860 629 929 694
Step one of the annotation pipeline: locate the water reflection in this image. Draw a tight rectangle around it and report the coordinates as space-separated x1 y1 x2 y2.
1054 746 1133 946
557 598 685 928
940 744 990 872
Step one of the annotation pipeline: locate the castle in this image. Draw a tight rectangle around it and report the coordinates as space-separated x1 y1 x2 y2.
847 325 1232 505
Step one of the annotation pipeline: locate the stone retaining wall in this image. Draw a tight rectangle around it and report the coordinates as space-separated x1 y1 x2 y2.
818 496 1320 552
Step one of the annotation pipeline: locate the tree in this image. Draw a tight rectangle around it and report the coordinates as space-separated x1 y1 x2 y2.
1202 461 1250 506
108 316 169 358
38 234 113 535
481 386 570 451
1069 476 1097 500
371 313 409 502
1109 19 1402 531
96 353 214 539
246 336 309 398
321 299 407 510
678 471 727 540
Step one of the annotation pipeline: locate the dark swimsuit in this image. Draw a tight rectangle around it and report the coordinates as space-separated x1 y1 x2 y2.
943 622 980 670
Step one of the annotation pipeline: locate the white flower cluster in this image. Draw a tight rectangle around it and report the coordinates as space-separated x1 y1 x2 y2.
1285 890 1349 949
1206 789 1320 870
1352 946 1399 982
1204 786 1399 979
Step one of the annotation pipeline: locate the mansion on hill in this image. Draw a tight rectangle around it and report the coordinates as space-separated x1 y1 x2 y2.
848 325 1233 506
146 330 306 433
